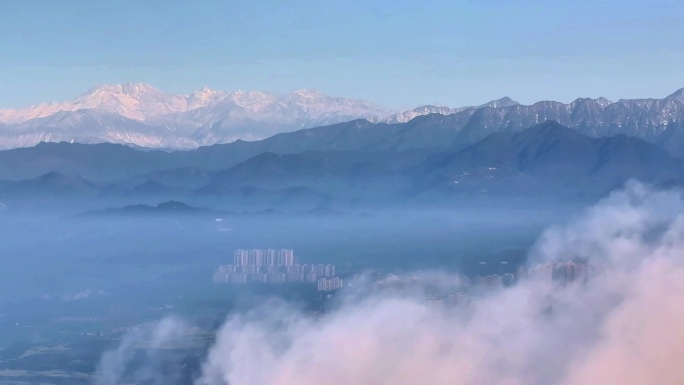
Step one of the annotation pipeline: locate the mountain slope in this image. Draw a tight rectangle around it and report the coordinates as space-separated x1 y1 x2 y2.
417 121 683 197
442 92 684 151
195 121 684 205
164 89 394 144
0 122 680 209
377 97 520 124
0 109 199 150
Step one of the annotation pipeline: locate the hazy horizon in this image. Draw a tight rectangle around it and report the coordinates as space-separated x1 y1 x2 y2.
2 1 684 109
2 2 684 384
2 81 684 113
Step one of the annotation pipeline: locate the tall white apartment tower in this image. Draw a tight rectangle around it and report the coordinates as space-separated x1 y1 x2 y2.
265 249 277 266
278 249 295 266
249 249 264 266
234 250 249 266
325 264 335 278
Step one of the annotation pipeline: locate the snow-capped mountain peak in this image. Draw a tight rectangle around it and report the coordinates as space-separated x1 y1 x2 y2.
85 82 160 97
595 97 614 108
187 87 229 110
0 83 236 124
377 97 521 124
0 83 396 149
72 82 185 121
292 89 324 98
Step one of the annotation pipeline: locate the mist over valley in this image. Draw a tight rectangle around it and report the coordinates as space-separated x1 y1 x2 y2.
2 1 684 381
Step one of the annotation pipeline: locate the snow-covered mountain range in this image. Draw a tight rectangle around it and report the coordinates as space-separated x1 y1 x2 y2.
1 83 684 150
375 97 520 124
0 83 395 149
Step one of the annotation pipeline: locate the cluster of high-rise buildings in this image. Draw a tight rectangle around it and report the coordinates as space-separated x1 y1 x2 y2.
231 248 295 267
467 260 604 289
526 260 604 283
317 277 343 292
213 249 343 291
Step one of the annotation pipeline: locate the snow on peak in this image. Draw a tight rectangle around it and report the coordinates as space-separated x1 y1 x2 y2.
86 82 159 97
193 86 224 96
595 97 614 108
187 87 229 110
0 82 399 149
2 83 684 151
292 89 324 98
0 83 236 123
378 97 522 124
73 82 182 121
485 97 520 108
191 86 225 97
0 84 395 126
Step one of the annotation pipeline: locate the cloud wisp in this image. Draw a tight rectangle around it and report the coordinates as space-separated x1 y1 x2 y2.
94 317 192 385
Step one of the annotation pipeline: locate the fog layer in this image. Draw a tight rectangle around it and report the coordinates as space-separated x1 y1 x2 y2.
95 181 684 385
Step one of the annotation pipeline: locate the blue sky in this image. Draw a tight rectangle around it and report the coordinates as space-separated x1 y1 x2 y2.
1 0 683 109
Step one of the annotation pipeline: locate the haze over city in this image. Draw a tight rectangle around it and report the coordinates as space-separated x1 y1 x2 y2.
1 1 684 385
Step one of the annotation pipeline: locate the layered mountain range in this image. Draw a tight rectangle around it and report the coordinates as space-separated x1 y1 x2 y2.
1 83 684 155
0 120 681 212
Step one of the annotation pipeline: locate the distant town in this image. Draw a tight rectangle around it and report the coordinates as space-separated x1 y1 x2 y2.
213 249 343 291
362 259 606 307
462 259 605 289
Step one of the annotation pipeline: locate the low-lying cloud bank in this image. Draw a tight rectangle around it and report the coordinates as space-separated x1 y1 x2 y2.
97 181 684 385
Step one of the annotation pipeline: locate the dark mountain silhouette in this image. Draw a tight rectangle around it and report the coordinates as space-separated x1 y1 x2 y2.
0 122 681 209
84 200 216 216
0 171 110 198
415 121 683 198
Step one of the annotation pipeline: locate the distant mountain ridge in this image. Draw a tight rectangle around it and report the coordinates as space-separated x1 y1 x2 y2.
0 83 391 124
414 121 683 197
0 122 681 211
413 88 684 147
374 97 521 124
353 88 684 157
0 83 395 149
1 84 684 155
